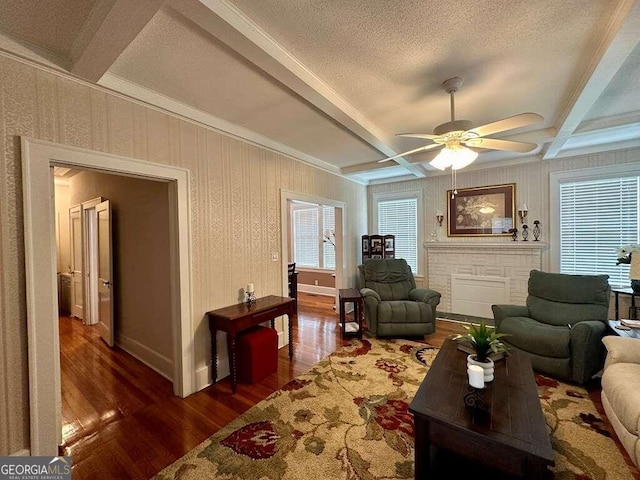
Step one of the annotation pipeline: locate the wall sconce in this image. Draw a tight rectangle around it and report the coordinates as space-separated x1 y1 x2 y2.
436 211 444 227
518 204 528 223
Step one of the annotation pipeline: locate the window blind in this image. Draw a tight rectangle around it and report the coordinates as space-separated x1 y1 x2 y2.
377 197 418 273
322 206 336 269
293 207 319 268
559 176 639 287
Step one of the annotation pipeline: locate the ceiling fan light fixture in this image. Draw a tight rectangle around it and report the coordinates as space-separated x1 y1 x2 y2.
429 145 478 171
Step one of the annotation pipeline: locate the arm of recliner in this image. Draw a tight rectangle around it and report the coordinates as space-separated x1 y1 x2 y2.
602 335 640 369
409 288 441 306
360 288 380 334
491 305 530 330
570 321 607 384
410 289 442 324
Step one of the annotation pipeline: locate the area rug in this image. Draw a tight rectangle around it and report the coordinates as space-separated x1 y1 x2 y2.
154 338 636 480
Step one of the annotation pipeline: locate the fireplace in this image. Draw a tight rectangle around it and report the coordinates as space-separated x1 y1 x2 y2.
424 242 547 316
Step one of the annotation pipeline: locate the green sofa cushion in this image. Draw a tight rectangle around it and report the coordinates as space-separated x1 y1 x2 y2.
499 316 571 358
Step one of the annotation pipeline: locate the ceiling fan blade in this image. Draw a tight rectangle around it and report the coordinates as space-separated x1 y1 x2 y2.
397 133 441 140
468 113 543 138
464 137 537 153
377 143 442 163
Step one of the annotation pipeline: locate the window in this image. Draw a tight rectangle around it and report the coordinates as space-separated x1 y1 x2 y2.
559 175 639 287
292 204 335 270
376 196 419 273
293 207 319 268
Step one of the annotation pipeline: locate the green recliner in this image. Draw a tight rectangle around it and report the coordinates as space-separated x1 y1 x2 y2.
492 269 610 384
359 259 441 337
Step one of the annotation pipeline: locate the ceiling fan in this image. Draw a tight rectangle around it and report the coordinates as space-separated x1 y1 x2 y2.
379 77 543 170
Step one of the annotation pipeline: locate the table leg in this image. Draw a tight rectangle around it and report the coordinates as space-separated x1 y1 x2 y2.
340 299 346 339
615 291 620 320
227 334 237 393
288 309 294 360
270 318 275 329
414 417 430 479
211 330 218 384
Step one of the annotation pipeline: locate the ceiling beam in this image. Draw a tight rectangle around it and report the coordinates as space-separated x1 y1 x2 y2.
70 0 164 82
544 0 640 159
169 0 428 178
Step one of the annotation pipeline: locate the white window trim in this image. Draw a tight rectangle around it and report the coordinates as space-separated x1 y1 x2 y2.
371 189 423 275
549 162 640 273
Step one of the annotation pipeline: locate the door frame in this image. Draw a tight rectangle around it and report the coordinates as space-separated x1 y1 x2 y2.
280 190 345 314
21 137 195 455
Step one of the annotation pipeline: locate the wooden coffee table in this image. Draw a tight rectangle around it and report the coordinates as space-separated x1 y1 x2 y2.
409 338 554 479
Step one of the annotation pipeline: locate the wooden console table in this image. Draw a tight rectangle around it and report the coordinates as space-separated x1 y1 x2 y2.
207 295 296 393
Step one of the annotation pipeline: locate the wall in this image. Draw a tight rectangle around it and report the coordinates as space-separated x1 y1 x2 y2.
0 51 367 454
54 181 70 273
297 270 335 288
69 171 173 376
367 147 640 317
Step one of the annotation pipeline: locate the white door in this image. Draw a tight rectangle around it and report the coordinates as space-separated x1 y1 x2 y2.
96 200 114 347
69 205 83 319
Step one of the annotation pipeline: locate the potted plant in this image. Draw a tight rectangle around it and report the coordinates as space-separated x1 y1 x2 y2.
454 321 509 382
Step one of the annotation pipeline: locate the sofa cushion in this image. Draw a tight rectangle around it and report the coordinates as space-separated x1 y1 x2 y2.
499 316 571 358
602 362 640 436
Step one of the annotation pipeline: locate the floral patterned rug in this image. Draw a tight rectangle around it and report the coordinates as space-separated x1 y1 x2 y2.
154 338 636 480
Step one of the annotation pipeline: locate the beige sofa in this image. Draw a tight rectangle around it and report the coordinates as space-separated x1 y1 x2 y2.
601 335 640 468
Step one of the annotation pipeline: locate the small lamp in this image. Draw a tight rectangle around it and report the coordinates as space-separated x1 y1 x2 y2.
436 211 444 227
518 204 528 223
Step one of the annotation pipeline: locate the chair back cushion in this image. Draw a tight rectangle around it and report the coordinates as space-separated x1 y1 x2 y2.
526 270 610 326
359 259 416 301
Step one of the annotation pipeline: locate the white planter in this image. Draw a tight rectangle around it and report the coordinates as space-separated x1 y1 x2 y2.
467 354 495 382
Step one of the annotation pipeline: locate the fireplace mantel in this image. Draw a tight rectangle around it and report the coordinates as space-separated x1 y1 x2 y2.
424 241 548 251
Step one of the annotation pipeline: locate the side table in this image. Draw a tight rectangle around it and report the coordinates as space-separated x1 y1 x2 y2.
611 287 639 320
338 288 364 339
607 320 640 339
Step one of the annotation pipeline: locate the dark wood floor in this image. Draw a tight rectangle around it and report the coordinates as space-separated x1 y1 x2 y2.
59 294 638 479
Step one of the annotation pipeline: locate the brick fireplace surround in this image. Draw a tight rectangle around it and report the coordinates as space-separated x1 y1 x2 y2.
424 242 548 316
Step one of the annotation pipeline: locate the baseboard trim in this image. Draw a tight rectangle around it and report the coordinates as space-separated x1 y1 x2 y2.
116 334 174 381
11 449 30 456
194 331 289 392
298 284 335 297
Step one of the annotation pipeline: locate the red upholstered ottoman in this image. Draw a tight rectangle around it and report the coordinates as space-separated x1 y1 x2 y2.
236 326 278 383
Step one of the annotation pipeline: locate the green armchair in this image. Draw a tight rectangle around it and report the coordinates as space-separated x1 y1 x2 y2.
492 269 610 384
359 259 441 337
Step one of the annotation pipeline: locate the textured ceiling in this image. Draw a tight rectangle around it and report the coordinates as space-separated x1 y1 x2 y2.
229 0 610 134
110 7 381 167
0 0 99 59
0 0 637 183
584 42 640 121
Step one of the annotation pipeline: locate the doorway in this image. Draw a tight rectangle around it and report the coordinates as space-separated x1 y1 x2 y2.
22 138 194 455
280 190 346 315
